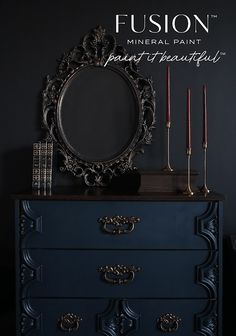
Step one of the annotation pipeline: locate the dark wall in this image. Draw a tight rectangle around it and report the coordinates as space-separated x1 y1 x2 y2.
0 0 235 333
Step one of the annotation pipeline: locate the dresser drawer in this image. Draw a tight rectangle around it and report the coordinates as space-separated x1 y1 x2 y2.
19 298 218 335
19 200 219 249
20 249 217 299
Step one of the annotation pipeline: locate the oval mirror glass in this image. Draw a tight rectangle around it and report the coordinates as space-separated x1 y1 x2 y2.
58 66 140 162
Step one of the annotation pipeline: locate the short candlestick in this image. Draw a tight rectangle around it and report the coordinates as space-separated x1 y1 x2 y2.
163 124 173 172
200 145 210 195
183 150 194 196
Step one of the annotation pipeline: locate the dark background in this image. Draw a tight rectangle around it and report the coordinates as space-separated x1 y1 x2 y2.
0 0 235 334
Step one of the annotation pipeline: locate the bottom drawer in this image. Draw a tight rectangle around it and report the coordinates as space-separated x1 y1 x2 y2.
18 298 218 335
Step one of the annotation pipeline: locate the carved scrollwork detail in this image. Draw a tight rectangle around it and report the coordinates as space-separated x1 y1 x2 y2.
21 264 35 286
98 264 141 285
195 300 217 335
42 26 156 186
196 202 219 250
157 313 181 332
82 26 116 66
21 249 42 297
97 299 140 336
196 251 218 299
21 300 41 335
98 215 140 234
58 313 82 332
20 200 42 247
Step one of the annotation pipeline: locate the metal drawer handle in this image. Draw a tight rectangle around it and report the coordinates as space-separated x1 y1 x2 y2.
58 313 82 332
98 264 141 284
98 216 140 235
157 313 181 332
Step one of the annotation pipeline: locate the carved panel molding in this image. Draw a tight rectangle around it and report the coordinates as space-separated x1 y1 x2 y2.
196 251 218 299
97 299 140 336
20 300 41 335
21 249 42 298
196 202 219 250
195 300 218 335
20 200 42 247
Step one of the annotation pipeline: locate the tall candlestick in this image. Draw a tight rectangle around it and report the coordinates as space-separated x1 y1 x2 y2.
166 65 171 127
203 85 208 148
183 88 194 196
201 84 210 195
162 65 173 171
186 88 191 154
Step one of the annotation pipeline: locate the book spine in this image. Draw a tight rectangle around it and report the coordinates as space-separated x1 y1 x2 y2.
46 142 53 190
32 142 41 190
40 142 47 190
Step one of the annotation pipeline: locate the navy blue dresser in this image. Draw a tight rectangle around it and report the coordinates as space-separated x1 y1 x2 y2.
14 191 223 335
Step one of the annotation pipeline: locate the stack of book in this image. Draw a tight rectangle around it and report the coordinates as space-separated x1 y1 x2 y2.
32 141 53 192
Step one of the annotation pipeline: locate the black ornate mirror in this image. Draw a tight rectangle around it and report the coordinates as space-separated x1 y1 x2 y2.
42 26 155 186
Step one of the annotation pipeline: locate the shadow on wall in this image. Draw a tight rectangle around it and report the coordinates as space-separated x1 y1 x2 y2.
1 147 32 198
223 236 236 335
1 147 32 245
0 147 32 334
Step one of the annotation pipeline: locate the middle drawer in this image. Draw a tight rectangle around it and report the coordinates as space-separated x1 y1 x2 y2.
21 249 217 299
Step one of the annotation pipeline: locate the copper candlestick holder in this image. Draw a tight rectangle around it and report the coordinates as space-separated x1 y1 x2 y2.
162 123 173 172
183 149 194 196
200 144 210 195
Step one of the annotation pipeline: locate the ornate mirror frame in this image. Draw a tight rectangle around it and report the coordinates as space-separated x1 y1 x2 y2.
42 26 156 186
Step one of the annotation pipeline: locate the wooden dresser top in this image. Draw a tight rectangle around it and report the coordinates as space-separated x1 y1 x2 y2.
13 188 224 202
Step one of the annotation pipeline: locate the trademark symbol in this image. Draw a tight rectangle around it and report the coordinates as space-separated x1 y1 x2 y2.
220 52 226 56
211 14 218 19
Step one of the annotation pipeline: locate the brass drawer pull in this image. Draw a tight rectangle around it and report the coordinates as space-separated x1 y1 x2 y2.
98 264 141 284
58 313 82 332
98 216 140 235
157 313 181 332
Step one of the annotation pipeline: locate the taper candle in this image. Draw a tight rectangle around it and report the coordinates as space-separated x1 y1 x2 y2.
166 65 171 127
186 88 191 154
203 85 208 148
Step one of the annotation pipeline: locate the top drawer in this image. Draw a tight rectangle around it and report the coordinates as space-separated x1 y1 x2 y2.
18 200 220 250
